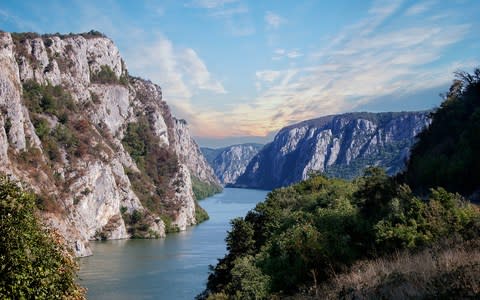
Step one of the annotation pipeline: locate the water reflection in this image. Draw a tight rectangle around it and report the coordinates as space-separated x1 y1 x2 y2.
78 188 269 300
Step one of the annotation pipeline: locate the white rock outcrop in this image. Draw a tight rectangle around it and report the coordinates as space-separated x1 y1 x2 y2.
202 144 263 185
235 112 431 189
0 31 220 256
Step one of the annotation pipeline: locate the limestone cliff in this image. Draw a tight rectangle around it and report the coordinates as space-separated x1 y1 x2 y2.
0 31 221 256
235 112 430 189
173 118 221 187
201 143 263 185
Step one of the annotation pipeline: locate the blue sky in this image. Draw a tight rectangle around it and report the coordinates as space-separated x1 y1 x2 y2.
1 0 479 147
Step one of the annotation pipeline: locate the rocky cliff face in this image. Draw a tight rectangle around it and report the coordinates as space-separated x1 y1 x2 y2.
173 118 221 187
201 144 263 185
0 31 221 256
235 112 430 189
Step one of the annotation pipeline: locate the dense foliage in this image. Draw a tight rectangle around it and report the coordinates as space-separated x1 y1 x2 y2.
201 69 480 300
403 68 480 197
192 175 223 201
200 169 480 299
0 176 85 299
90 65 128 86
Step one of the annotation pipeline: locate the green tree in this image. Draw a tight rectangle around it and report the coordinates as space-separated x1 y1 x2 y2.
0 176 85 299
227 256 270 300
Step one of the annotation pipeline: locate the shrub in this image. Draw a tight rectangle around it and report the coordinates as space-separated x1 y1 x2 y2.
22 81 76 117
43 38 53 47
91 65 121 85
0 176 85 299
120 209 160 238
32 116 50 140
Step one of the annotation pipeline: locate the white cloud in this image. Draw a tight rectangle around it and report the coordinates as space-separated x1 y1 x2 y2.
188 0 238 9
188 0 254 36
206 0 474 137
155 6 165 16
265 11 285 29
272 48 303 60
208 5 248 17
181 48 227 94
405 1 435 16
256 70 282 83
125 37 191 100
125 35 226 102
286 50 303 59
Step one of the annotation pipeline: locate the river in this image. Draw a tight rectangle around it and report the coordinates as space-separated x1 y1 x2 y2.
78 188 269 299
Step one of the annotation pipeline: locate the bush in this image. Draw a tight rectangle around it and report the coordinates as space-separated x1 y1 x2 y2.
121 209 154 238
32 116 50 140
22 81 76 117
191 176 222 200
0 176 85 299
91 65 128 86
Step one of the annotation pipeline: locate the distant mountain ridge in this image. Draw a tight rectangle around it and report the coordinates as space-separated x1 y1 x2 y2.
201 143 263 185
234 111 430 189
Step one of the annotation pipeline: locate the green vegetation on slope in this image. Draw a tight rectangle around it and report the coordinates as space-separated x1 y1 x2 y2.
200 169 480 299
90 65 129 86
19 81 112 212
403 68 480 197
200 69 480 299
0 176 85 299
192 175 223 201
122 118 182 232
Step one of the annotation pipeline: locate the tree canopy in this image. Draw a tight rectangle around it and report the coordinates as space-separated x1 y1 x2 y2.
0 176 85 299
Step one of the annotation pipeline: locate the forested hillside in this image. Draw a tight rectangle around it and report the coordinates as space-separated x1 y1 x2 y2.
403 69 480 199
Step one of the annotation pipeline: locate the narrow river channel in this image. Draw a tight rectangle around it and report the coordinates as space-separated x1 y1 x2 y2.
78 188 269 299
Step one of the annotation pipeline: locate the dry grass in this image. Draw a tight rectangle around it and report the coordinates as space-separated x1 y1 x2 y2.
308 239 480 299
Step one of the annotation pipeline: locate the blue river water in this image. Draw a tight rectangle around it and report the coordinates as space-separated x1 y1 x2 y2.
78 188 269 299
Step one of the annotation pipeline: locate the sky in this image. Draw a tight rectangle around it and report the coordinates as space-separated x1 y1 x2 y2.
1 0 479 147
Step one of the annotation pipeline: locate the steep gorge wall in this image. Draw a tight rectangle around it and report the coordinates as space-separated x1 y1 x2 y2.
201 144 263 185
235 112 430 189
0 31 220 256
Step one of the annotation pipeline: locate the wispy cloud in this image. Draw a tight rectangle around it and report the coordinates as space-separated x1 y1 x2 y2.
0 9 39 31
124 34 226 102
181 48 227 94
196 0 475 137
188 0 254 36
273 48 303 60
208 5 248 17
188 0 238 9
256 70 282 83
265 11 285 29
3 0 477 139
405 0 436 16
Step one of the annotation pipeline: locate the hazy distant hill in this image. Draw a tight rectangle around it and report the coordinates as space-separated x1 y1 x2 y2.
201 143 263 185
